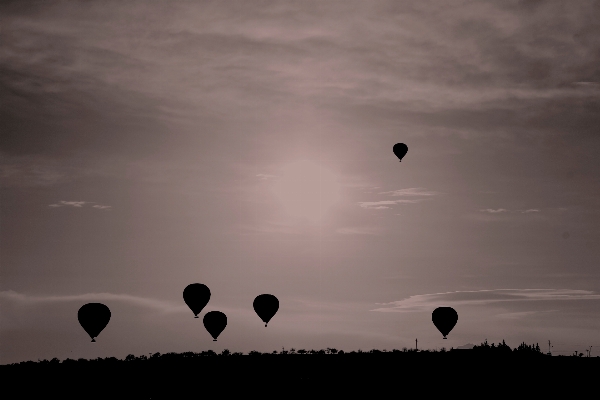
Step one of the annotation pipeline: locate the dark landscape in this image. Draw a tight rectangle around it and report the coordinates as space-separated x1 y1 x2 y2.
3 341 598 398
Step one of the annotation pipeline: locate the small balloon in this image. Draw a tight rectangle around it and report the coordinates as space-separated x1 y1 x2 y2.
183 283 211 318
78 303 111 342
203 311 227 341
432 307 458 339
253 294 279 327
393 143 408 162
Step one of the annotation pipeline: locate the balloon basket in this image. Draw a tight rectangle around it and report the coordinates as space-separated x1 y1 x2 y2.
213 339 217 341
91 339 96 342
194 316 199 319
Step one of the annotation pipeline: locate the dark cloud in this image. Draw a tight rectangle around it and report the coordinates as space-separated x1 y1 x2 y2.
3 0 598 162
373 289 600 312
0 63 169 158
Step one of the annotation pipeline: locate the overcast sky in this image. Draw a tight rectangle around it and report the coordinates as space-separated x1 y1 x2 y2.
2 0 600 364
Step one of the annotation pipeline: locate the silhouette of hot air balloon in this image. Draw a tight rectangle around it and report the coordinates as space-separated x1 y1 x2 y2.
432 307 458 339
393 143 408 162
78 303 111 342
203 311 227 341
183 283 211 318
253 294 279 327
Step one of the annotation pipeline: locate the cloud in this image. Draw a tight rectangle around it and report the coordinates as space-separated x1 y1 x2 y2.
359 187 439 210
479 208 542 213
92 205 112 210
573 82 600 87
57 201 87 207
379 188 439 197
475 208 543 218
371 289 600 313
48 201 111 209
467 208 549 222
0 290 186 314
495 310 558 319
256 173 276 180
0 157 71 187
480 208 508 213
358 200 420 209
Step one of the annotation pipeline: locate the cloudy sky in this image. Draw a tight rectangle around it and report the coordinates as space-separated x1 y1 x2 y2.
1 0 600 364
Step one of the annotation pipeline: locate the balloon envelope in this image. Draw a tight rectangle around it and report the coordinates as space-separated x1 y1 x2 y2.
203 311 227 341
78 303 111 342
432 307 458 339
253 294 279 327
393 143 408 162
183 283 211 318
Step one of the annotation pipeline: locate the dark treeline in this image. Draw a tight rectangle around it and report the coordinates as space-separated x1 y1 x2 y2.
4 339 577 367
2 341 597 398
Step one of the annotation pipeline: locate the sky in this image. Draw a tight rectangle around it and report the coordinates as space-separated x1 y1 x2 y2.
1 0 600 364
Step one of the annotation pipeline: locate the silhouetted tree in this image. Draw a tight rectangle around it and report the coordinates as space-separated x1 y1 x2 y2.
514 342 544 356
473 340 514 355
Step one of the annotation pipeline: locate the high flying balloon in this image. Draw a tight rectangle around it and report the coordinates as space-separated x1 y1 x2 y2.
203 311 227 341
432 307 458 339
253 294 279 327
78 303 111 342
393 143 408 162
183 283 211 318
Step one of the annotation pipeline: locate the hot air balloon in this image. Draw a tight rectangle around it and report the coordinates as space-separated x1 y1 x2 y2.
203 311 227 341
78 303 111 342
253 294 279 327
183 283 211 318
393 143 408 162
432 307 458 339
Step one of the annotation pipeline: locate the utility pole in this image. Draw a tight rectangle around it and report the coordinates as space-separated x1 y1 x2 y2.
415 338 418 351
548 340 552 356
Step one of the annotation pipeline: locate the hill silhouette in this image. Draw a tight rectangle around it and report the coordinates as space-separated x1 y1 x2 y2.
2 341 597 397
